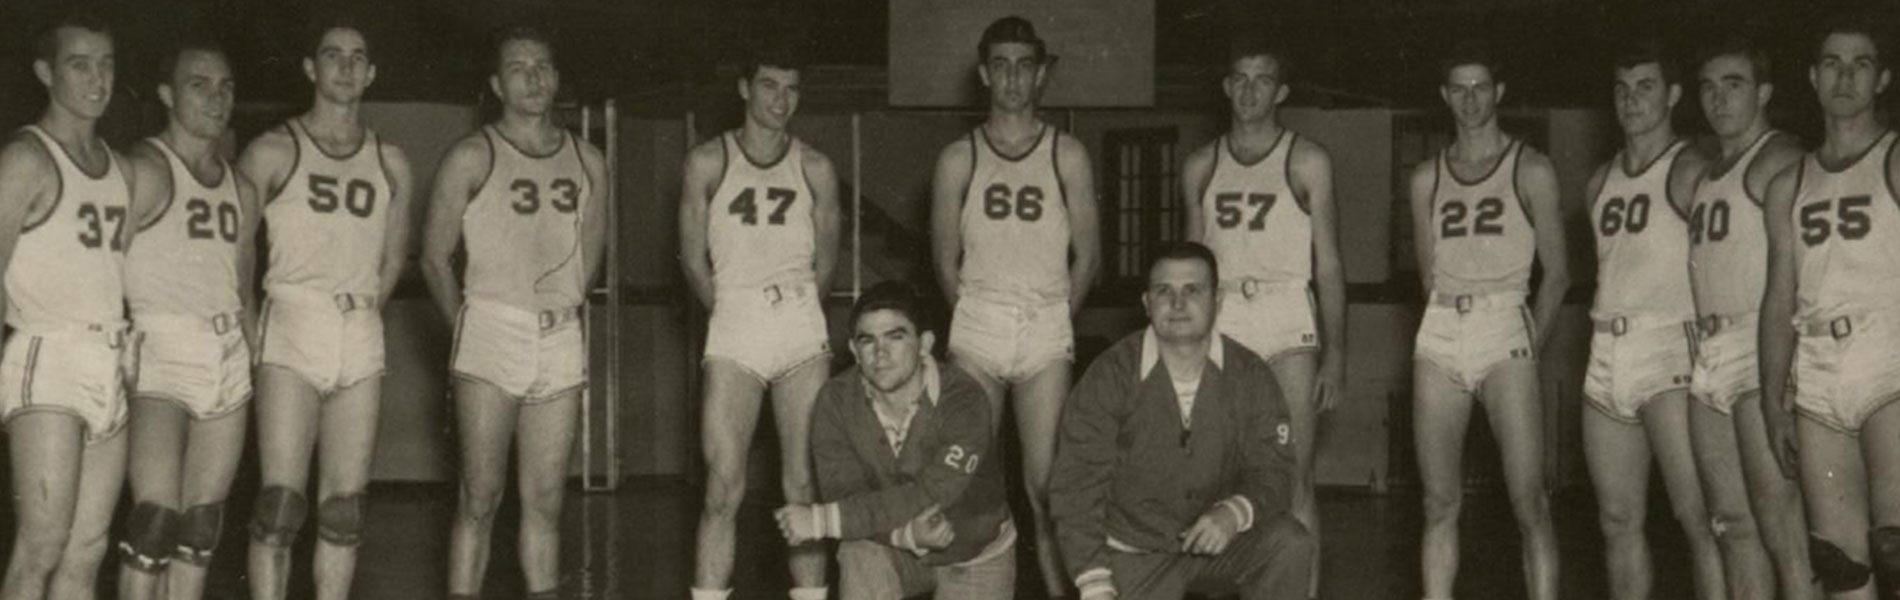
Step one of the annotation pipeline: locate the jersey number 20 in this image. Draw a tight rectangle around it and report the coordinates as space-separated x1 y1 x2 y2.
186 198 240 242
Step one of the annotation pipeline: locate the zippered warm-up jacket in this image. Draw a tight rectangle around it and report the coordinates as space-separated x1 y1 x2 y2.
811 358 1011 566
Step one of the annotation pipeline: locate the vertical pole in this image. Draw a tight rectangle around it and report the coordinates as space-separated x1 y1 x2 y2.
603 98 621 488
579 104 596 490
851 112 862 300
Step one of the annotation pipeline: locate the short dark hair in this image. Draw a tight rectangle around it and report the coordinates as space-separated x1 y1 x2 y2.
1439 38 1502 83
1148 242 1220 287
977 15 1048 64
851 282 932 336
306 16 372 62
160 35 229 87
740 34 809 81
1228 34 1293 83
35 11 111 64
1813 11 1889 69
1698 36 1772 84
492 25 557 73
1614 38 1678 88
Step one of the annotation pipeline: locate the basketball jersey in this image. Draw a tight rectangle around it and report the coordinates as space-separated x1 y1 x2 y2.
1201 131 1310 283
125 138 242 319
706 131 817 291
1792 131 1900 318
1591 140 1694 319
959 125 1070 304
1689 131 1779 317
262 119 393 296
1429 139 1534 295
463 126 591 311
4 126 128 329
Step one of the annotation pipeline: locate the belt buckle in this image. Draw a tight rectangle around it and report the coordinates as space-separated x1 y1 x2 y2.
1830 316 1853 339
1242 280 1260 299
334 294 357 312
1611 317 1628 336
1455 295 1474 314
107 329 124 349
211 313 233 335
1697 315 1720 337
764 284 784 305
538 311 558 330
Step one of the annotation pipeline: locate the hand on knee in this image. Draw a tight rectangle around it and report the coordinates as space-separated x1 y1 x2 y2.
317 493 366 547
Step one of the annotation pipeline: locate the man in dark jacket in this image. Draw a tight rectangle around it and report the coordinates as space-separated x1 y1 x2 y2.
1052 242 1313 600
776 282 1015 599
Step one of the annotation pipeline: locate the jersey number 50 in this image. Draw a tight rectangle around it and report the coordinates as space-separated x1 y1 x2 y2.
308 174 376 218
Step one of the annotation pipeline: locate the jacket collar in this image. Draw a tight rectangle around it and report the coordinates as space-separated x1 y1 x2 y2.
1139 327 1224 382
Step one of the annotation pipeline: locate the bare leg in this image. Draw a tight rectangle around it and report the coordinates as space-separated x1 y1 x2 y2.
1584 404 1654 600
447 379 521 597
1 413 85 600
1479 360 1558 600
516 390 580 593
1414 361 1474 600
772 357 831 591
167 406 248 600
47 426 128 600
1689 398 1776 600
1798 415 1873 600
692 359 767 591
1015 361 1072 598
119 399 188 600
1737 392 1821 600
1641 392 1725 600
1860 401 1900 598
1268 351 1322 598
248 366 321 600
313 377 382 600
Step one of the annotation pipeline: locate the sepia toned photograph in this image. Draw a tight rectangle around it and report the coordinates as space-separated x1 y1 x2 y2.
0 0 1894 598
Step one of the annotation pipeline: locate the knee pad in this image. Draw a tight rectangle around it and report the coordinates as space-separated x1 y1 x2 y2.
249 486 308 547
118 502 178 573
1870 527 1900 586
1810 534 1872 593
173 502 225 566
317 493 365 547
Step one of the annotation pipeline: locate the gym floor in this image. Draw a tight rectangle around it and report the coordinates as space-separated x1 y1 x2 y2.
21 476 1696 599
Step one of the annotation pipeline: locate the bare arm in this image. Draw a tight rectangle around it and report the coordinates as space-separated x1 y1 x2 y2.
578 139 611 295
234 172 262 347
420 135 486 322
930 139 973 308
1518 150 1571 350
1057 133 1100 313
1407 162 1439 295
678 138 723 310
377 143 417 303
1180 142 1216 243
1666 146 1710 218
1292 139 1348 409
236 127 296 207
803 146 843 292
125 143 173 246
0 137 54 327
1757 166 1801 435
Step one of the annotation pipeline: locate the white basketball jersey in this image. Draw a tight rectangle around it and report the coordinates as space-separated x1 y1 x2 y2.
126 138 242 319
1689 131 1779 317
706 131 816 291
1429 139 1534 295
959 125 1070 304
463 126 591 311
1591 140 1694 319
1201 131 1310 283
262 119 393 296
1793 131 1900 318
4 126 128 329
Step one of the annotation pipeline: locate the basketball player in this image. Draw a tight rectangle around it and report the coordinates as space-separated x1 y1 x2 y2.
930 16 1100 596
237 19 416 600
679 43 842 600
423 27 606 600
116 38 261 600
1759 18 1897 599
1580 41 1724 600
1688 38 1818 600
1180 37 1345 595
0 13 132 600
1407 41 1566 600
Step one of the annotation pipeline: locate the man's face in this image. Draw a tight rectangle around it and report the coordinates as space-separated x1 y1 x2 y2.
1613 62 1677 137
163 50 235 142
1142 258 1220 343
851 309 934 393
1811 32 1890 120
1225 55 1287 124
1699 54 1769 139
304 27 375 104
492 39 558 117
36 27 115 121
979 41 1046 112
739 65 800 132
1441 63 1502 129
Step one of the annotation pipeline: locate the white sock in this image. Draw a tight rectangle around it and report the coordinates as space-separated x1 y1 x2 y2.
789 586 829 600
690 588 732 600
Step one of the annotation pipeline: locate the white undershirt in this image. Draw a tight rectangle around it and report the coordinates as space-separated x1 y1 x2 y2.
1172 374 1201 429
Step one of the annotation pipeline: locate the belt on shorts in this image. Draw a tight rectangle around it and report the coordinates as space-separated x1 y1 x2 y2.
1429 291 1526 313
9 320 129 347
268 286 379 313
1220 278 1307 299
1695 313 1743 337
536 307 581 330
1591 315 1693 336
719 281 816 306
135 312 241 335
1798 315 1856 339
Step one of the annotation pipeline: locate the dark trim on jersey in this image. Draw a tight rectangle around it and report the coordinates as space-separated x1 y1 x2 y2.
1286 133 1311 215
471 128 497 202
375 135 395 205
1510 143 1533 226
1886 132 1900 212
977 123 1047 163
264 123 302 206
1620 138 1683 180
1813 130 1895 175
1196 138 1222 210
1661 144 1691 222
20 337 40 406
1738 132 1781 208
293 117 369 161
731 129 793 170
962 131 978 211
152 136 228 189
709 134 733 205
28 125 112 181
1792 160 1808 213
1707 129 1777 182
490 123 568 161
19 130 63 234
1053 129 1068 206
137 139 178 232
1426 160 1442 227
1225 129 1287 169
1443 137 1517 187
